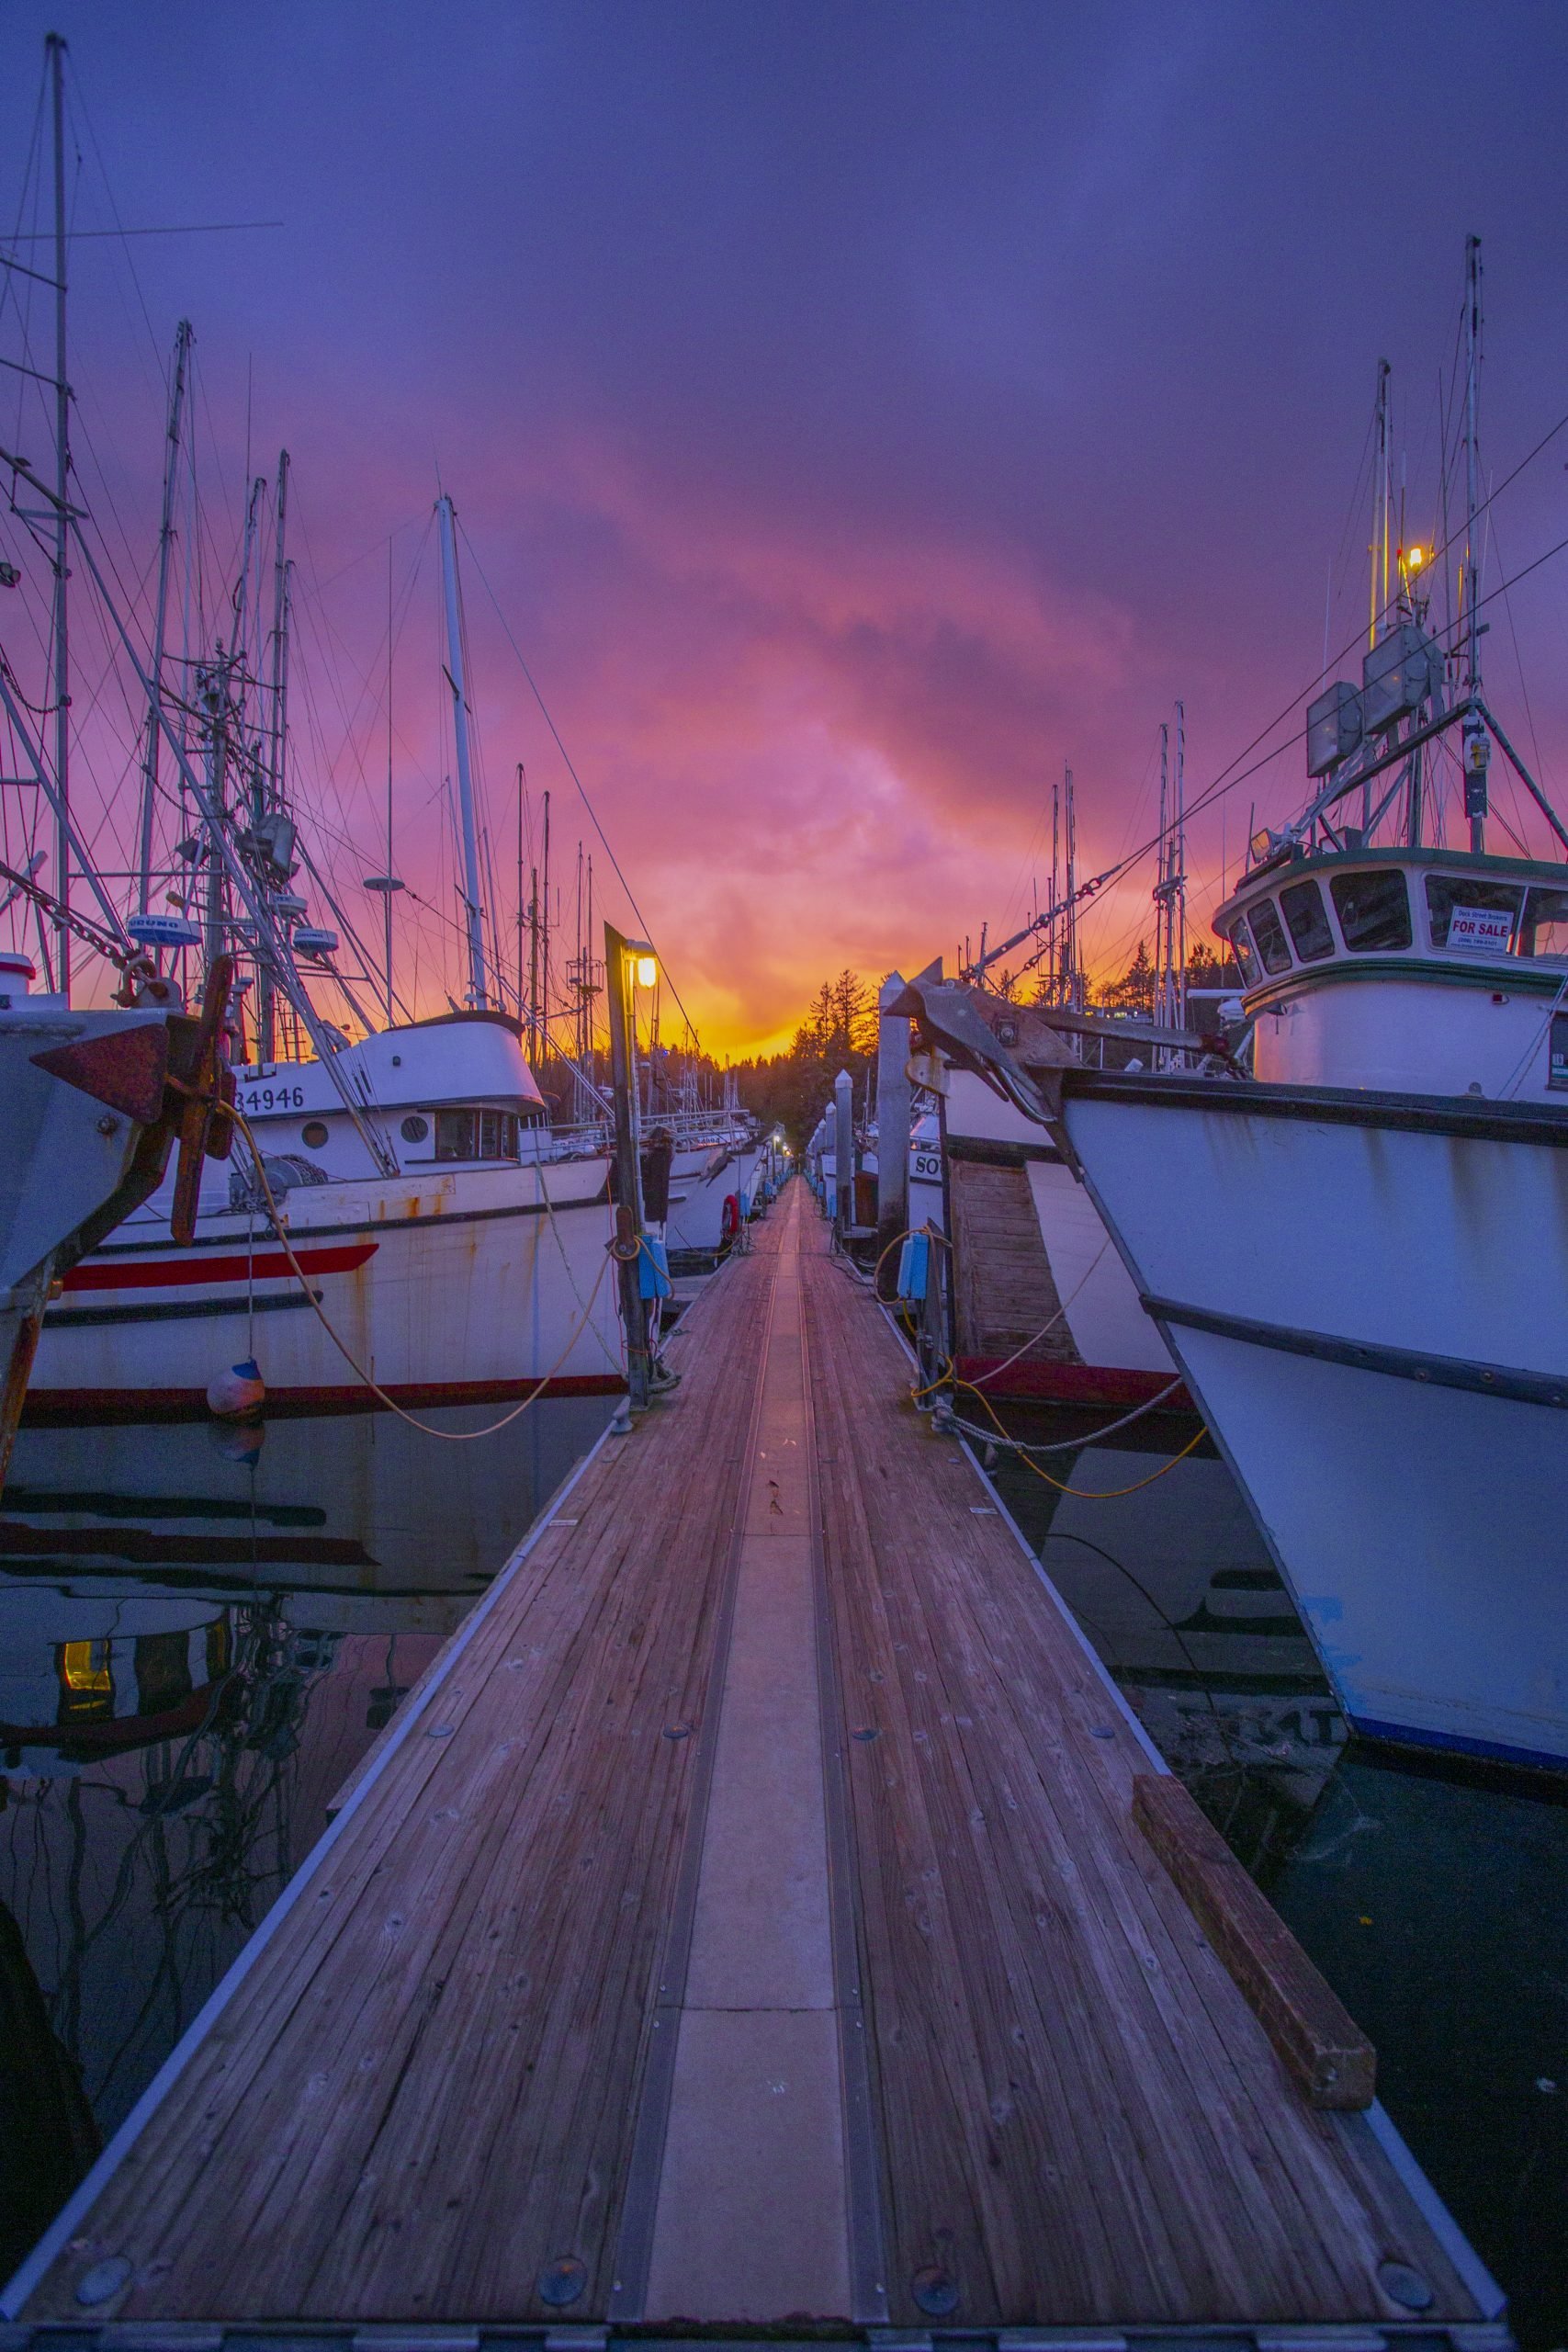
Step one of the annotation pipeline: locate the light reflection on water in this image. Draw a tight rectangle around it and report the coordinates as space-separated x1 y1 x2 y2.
991 1419 1568 2352
0 1396 612 2278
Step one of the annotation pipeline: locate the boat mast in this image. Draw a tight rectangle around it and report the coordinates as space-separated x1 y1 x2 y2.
1049 774 1059 1001
47 34 70 995
1155 722 1169 1022
259 450 290 1054
1063 765 1079 1009
1366 359 1391 839
540 785 551 1057
269 451 290 807
136 320 191 914
1174 699 1186 1027
435 492 488 1008
1461 234 1488 854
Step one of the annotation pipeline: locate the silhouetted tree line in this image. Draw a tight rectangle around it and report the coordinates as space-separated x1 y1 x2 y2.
733 968 877 1152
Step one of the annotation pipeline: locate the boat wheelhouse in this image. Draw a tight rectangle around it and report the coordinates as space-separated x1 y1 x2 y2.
1219 845 1568 1099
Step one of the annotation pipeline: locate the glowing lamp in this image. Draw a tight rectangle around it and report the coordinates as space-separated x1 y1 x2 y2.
635 955 658 988
1407 545 1425 570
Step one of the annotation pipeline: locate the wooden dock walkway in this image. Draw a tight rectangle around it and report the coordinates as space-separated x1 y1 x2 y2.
4 1183 1504 2341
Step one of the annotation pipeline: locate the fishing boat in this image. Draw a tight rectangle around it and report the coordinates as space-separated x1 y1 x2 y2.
16 470 622 1415
0 941 237 1473
905 243 1568 1771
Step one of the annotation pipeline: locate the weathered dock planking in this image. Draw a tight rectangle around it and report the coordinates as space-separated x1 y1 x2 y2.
4 1183 1505 2341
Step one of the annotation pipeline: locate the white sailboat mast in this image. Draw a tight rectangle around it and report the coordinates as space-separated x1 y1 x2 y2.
435 492 489 1009
47 35 70 995
270 449 291 808
137 320 191 914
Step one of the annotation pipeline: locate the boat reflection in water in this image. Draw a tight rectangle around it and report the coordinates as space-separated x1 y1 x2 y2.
0 1394 611 2268
989 1413 1568 2349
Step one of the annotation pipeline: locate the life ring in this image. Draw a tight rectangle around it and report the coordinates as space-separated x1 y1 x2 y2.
720 1193 741 1246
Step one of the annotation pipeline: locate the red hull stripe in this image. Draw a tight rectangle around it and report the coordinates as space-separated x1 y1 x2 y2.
62 1241 378 1293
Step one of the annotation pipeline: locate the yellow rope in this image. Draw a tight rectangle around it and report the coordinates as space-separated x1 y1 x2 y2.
955 1374 1208 1498
231 1108 615 1441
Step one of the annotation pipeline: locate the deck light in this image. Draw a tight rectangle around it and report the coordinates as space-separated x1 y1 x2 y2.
1407 545 1426 571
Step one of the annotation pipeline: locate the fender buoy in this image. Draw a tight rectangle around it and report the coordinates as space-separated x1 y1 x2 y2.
208 1356 265 1419
719 1193 741 1246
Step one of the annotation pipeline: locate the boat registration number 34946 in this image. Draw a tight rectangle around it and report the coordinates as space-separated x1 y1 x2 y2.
242 1082 307 1113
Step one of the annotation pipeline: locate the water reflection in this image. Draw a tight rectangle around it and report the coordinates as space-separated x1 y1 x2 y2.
0 1396 611 2278
991 1414 1568 2352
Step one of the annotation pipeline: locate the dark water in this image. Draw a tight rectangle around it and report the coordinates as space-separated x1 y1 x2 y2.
989 1415 1568 2352
0 1395 612 2282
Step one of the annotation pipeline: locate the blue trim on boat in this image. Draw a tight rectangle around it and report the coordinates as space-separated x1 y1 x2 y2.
1352 1713 1568 1777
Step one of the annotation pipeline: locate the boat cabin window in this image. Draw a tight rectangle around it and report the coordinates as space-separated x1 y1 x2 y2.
1225 919 1261 985
1330 868 1412 952
1424 874 1521 954
434 1108 521 1162
1520 887 1568 959
1245 897 1293 975
1280 878 1335 962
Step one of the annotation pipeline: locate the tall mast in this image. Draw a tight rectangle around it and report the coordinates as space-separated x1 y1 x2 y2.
136 320 191 913
48 34 70 995
435 492 488 1008
269 449 290 808
1063 765 1078 1009
1155 721 1169 1022
1461 234 1488 854
1049 775 1059 1001
1369 360 1390 651
203 483 262 972
1174 699 1186 1028
524 762 536 1021
540 786 551 1049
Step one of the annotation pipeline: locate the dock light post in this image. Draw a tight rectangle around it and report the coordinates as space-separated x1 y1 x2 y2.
606 922 653 1412
833 1066 854 1247
875 972 910 1296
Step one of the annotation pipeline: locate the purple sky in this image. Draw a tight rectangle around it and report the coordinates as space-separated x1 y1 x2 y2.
4 1 1567 1047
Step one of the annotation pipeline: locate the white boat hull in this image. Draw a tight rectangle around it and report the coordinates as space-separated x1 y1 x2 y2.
1061 1074 1568 1770
29 1157 623 1412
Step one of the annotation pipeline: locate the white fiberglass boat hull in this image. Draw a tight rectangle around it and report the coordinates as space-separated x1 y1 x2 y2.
29 1156 622 1412
1061 1073 1568 1770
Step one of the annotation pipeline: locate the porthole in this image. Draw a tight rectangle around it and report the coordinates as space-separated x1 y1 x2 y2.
400 1114 430 1144
301 1119 330 1149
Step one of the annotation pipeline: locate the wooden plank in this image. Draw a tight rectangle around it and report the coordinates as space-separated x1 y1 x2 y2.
15 1224 784 2325
799 1217 1480 2330
948 1157 1079 1364
1132 1772 1376 2109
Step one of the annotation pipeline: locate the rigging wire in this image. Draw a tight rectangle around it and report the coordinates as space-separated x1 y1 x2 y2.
456 517 705 1048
